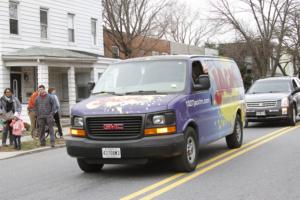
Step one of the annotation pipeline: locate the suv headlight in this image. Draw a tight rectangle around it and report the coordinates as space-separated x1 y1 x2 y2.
281 97 289 107
73 117 84 127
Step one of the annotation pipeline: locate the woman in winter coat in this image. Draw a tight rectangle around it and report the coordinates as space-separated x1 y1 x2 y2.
0 88 22 146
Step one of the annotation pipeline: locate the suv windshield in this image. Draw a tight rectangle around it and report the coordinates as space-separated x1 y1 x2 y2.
247 80 291 94
93 60 187 94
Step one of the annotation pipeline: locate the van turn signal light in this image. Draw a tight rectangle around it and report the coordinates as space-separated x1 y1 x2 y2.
70 129 86 137
144 126 176 136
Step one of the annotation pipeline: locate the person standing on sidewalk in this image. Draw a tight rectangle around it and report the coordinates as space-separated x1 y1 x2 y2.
34 85 55 147
0 88 21 146
48 87 63 138
27 89 39 137
10 116 25 150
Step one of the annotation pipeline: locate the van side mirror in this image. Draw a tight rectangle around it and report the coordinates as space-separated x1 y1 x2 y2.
194 75 210 91
88 81 95 91
292 87 300 95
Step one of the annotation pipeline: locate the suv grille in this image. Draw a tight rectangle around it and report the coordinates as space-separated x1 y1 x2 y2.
86 116 143 138
247 101 277 108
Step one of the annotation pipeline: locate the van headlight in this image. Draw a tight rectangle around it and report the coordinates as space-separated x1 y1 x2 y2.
153 115 166 125
73 117 84 127
146 111 176 127
145 111 176 136
281 97 289 107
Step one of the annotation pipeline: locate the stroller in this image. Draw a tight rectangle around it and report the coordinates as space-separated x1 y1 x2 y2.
31 117 60 139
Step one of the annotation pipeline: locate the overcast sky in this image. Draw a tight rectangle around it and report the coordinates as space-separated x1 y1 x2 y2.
178 0 244 44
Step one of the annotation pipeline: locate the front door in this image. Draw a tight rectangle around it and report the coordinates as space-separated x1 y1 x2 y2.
10 74 22 102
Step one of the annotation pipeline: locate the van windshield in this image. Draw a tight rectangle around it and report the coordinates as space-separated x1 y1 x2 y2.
93 60 187 94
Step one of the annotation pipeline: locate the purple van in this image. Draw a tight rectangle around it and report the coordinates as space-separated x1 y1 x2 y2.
66 55 246 172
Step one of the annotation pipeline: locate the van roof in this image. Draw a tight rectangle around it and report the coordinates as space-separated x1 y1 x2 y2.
116 55 233 63
258 76 294 82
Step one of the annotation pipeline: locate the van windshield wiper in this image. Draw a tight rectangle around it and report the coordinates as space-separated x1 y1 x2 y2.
93 91 123 96
125 90 166 95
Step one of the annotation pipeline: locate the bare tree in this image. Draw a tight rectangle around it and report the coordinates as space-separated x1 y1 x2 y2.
102 0 170 58
271 0 297 76
164 2 217 47
284 5 300 76
212 0 295 78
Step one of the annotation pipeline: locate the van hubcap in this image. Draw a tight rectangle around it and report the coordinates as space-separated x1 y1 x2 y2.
186 136 196 164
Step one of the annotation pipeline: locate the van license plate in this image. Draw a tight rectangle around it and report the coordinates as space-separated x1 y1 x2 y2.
256 111 266 116
102 148 121 158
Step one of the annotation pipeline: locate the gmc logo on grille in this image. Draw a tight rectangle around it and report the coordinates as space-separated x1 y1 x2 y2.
103 123 124 130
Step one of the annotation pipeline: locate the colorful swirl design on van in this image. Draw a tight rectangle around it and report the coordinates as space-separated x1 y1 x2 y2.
206 60 244 129
86 95 166 114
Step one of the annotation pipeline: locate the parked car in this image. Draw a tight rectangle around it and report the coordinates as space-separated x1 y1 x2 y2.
245 77 300 127
66 55 246 173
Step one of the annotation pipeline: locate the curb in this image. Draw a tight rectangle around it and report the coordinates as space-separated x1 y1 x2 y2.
0 144 66 160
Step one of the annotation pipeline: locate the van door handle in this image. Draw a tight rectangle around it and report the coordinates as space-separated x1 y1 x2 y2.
210 94 213 105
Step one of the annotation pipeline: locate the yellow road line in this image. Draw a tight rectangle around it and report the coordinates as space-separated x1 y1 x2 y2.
140 126 299 200
120 126 290 200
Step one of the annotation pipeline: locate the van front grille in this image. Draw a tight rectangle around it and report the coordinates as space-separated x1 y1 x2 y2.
86 116 143 139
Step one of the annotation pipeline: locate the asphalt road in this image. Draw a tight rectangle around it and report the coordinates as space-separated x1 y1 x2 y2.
1 122 300 200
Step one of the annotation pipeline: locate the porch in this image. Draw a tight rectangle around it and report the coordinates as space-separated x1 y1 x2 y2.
1 47 112 118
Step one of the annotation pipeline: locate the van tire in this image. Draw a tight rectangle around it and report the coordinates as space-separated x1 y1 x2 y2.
226 114 243 149
172 127 198 172
77 159 104 173
288 105 297 126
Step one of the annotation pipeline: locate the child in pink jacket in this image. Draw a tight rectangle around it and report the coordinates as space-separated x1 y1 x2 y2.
10 117 25 150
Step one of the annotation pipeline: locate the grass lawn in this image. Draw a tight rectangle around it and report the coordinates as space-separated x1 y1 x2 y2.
0 138 65 152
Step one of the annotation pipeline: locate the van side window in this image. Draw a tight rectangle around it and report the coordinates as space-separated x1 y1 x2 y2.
192 61 204 84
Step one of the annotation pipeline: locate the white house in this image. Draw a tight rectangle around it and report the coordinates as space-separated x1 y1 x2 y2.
0 0 114 117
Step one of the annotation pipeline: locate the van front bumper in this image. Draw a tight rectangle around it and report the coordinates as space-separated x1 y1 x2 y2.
65 134 184 164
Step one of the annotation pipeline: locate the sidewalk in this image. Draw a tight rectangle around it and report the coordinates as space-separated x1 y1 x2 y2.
0 117 71 160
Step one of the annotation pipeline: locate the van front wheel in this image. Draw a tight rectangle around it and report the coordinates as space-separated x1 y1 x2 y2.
226 115 243 149
77 159 104 173
172 127 198 172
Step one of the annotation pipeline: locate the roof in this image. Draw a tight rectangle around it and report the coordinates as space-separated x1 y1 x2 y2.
116 55 232 63
2 47 98 61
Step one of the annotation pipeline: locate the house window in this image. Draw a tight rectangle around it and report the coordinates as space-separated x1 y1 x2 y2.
68 13 75 42
112 46 120 58
76 73 91 101
91 18 97 45
40 8 48 39
9 1 19 35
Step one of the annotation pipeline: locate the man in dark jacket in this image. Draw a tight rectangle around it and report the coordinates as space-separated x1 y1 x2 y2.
34 85 55 147
0 88 22 146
